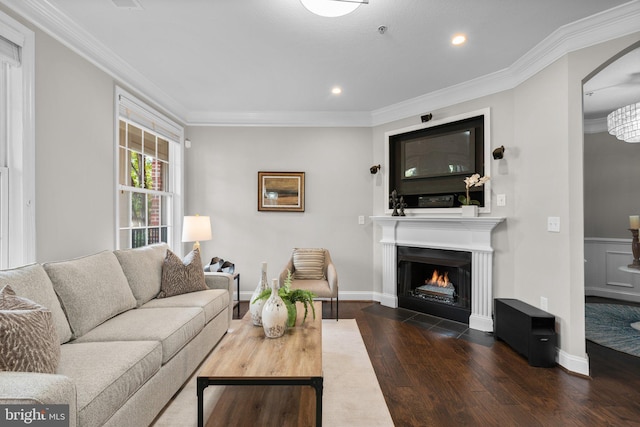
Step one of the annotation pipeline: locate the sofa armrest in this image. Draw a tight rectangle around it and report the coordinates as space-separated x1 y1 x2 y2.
0 372 77 427
204 272 234 325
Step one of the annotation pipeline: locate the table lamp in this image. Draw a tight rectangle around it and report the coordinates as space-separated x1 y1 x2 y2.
182 215 212 251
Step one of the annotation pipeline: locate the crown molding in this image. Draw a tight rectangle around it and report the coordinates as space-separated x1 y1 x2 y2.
186 109 373 127
584 117 608 134
371 0 640 127
1 0 189 123
2 0 639 127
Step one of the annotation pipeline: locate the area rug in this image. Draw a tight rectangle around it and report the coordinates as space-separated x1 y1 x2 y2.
585 303 640 358
151 319 394 426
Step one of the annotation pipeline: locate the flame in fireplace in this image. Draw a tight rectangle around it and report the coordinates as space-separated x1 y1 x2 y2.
426 269 451 288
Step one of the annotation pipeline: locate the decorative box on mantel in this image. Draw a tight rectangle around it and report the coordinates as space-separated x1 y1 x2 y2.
371 216 505 332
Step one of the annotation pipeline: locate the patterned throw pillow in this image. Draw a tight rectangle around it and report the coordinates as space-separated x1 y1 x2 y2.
158 248 208 298
292 248 326 280
0 285 60 373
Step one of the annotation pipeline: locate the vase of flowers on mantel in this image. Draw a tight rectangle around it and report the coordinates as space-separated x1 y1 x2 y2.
459 173 490 217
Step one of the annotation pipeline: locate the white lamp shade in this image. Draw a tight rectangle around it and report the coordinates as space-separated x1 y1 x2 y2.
182 215 212 243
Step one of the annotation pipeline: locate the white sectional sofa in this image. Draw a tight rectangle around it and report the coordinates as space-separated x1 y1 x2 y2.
0 243 233 427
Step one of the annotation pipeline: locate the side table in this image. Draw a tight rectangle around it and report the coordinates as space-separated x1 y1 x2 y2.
232 273 240 317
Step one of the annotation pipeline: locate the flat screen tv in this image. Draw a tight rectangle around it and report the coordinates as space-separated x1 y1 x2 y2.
388 115 485 209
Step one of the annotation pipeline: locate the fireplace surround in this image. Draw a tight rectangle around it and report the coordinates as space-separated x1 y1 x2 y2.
372 216 504 331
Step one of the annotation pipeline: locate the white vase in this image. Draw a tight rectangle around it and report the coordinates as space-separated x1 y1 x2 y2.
461 205 478 217
250 262 269 326
262 278 288 338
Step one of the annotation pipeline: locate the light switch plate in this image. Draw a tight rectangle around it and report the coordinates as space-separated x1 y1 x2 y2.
497 194 506 206
358 215 365 225
547 216 560 232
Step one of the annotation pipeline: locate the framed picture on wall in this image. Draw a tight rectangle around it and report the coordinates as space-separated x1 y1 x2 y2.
258 171 305 212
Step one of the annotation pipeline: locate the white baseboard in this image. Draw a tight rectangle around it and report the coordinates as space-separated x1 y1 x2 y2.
469 314 493 332
585 287 640 303
558 349 590 376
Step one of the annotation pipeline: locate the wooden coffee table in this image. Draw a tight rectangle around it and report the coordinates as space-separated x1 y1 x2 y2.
197 301 323 426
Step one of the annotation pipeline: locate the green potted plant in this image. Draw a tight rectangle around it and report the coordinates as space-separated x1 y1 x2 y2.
252 270 316 327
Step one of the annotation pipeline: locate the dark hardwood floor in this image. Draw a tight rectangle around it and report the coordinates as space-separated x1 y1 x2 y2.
236 301 640 426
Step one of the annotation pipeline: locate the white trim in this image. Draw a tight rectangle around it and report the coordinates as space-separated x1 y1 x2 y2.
383 108 492 215
584 117 609 134
370 1 640 126
0 167 8 268
115 87 184 251
1 0 638 127
558 349 590 377
3 0 189 123
0 10 35 267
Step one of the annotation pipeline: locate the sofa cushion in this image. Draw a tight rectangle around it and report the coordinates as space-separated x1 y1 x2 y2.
293 248 326 280
141 289 229 324
0 285 60 374
0 263 72 344
59 340 162 427
158 248 207 298
114 243 168 307
72 307 204 364
44 251 137 339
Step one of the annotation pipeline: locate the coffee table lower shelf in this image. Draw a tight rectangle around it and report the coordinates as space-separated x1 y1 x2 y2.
196 376 323 426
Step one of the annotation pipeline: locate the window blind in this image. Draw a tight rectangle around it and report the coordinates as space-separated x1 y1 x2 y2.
0 35 20 67
118 93 182 142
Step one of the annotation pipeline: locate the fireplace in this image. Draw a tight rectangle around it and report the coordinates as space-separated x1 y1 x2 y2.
372 216 504 331
397 246 471 323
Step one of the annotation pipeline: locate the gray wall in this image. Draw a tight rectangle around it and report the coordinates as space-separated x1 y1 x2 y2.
372 32 640 362
584 131 640 238
183 126 374 300
30 17 116 262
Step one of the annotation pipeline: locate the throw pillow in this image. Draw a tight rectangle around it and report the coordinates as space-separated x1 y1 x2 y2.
44 251 137 339
292 248 326 280
158 248 207 298
114 243 169 307
0 285 60 374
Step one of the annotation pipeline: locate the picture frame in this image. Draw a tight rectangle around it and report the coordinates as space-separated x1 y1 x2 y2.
258 171 305 212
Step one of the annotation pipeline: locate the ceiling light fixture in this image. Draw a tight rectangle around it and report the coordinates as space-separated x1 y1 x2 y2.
331 87 342 95
607 102 640 143
452 34 467 45
300 0 368 18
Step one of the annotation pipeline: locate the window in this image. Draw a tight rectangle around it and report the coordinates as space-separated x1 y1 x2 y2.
0 11 35 268
116 88 183 249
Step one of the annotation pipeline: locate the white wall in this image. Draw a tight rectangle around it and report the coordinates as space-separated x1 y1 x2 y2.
183 126 374 301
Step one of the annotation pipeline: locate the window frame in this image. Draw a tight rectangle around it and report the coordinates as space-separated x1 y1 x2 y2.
114 87 183 251
0 11 36 268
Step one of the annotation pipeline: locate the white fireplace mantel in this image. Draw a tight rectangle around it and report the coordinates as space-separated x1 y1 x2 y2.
372 216 505 331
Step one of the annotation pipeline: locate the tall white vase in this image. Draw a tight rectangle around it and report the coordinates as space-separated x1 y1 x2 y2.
262 278 288 338
250 262 269 326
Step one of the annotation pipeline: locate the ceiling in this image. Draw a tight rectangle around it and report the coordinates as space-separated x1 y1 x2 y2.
2 0 639 126
583 47 640 121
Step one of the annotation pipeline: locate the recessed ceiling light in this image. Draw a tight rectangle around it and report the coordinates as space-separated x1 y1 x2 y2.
331 87 342 95
452 34 467 45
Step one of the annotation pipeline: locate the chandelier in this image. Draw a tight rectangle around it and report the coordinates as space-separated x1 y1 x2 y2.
607 102 640 143
300 0 368 17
